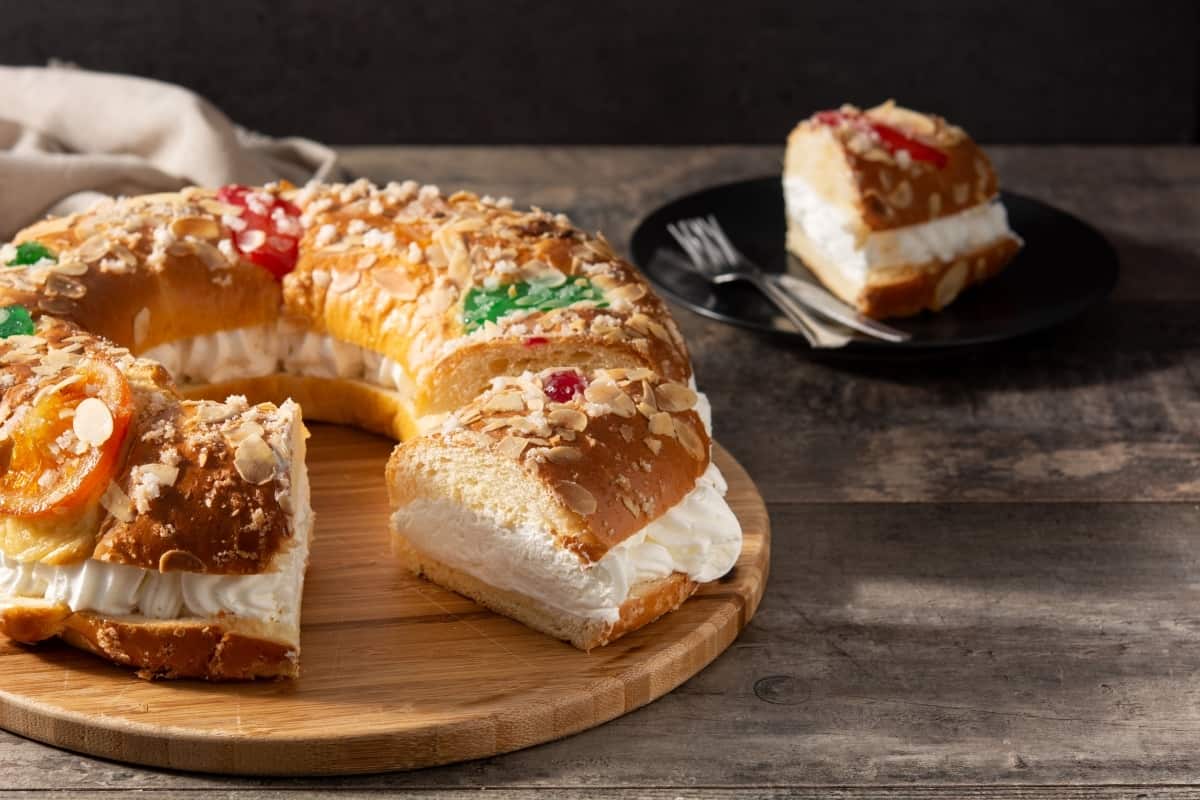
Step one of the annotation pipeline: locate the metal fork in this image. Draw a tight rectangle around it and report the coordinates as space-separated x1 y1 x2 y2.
666 215 911 346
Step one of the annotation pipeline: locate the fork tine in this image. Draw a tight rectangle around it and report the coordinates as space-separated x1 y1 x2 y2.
688 218 734 271
667 220 714 274
700 215 740 265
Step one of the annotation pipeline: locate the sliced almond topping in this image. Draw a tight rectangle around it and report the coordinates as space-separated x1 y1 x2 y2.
159 549 206 572
373 268 421 300
75 234 111 263
547 407 587 431
484 392 526 413
648 411 675 437
192 241 229 270
330 270 361 294
141 463 180 488
620 494 641 517
234 433 276 485
73 397 114 446
170 216 221 241
496 435 528 460
356 252 378 270
546 446 582 464
51 260 89 277
608 283 647 304
583 379 622 405
557 481 597 515
644 437 663 455
609 391 637 418
100 480 134 523
674 417 707 461
636 401 657 419
655 382 697 412
47 273 86 300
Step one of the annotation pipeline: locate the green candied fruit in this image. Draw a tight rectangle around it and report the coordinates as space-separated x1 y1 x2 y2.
0 304 34 338
6 241 56 267
463 278 608 332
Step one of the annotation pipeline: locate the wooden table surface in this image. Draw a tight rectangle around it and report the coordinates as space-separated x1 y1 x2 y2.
5 145 1199 798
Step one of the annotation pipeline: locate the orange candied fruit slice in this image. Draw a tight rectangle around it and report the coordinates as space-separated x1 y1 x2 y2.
0 358 133 517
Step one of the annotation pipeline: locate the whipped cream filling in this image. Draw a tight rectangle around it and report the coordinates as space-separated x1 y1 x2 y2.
783 175 1017 285
390 462 741 623
0 417 313 629
141 323 414 398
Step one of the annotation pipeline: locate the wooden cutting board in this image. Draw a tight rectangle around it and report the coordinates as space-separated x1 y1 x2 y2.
0 424 769 775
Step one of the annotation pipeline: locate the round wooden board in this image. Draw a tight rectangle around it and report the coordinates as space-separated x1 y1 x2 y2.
0 425 769 776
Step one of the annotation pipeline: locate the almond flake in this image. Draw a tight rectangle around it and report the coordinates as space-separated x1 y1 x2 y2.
655 382 697 412
496 435 528 460
373 269 420 300
73 397 114 446
609 391 637 418
547 408 587 431
330 270 361 294
546 446 582 463
170 216 221 240
648 411 675 437
620 494 641 517
100 480 134 523
234 433 276 485
644 437 663 455
675 417 707 461
557 481 597 515
484 392 525 413
141 463 180 488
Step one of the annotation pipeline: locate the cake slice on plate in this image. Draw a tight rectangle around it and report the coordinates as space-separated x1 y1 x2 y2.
784 100 1023 319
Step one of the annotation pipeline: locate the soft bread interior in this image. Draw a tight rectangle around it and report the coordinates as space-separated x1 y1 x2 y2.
387 436 578 543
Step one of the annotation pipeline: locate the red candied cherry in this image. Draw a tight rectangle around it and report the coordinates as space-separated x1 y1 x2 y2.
543 370 587 403
217 184 303 280
524 336 549 347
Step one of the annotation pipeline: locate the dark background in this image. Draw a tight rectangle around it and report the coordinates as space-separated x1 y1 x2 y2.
1 0 1196 145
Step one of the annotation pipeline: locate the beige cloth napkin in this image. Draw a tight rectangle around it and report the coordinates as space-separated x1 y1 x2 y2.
0 65 339 239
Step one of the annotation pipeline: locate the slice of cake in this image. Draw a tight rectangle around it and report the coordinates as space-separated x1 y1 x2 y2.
784 101 1023 319
0 315 312 680
386 366 741 650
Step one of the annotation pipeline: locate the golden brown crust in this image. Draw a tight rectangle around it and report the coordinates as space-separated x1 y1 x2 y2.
396 366 710 562
787 101 999 232
2 190 281 352
392 535 697 650
94 397 298 575
0 601 297 680
858 236 1022 318
283 180 691 415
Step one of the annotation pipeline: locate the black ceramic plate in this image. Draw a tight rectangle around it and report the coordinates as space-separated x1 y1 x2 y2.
630 177 1118 353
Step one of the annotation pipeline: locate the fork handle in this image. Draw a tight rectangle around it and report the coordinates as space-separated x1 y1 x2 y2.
746 273 853 348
